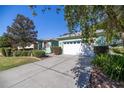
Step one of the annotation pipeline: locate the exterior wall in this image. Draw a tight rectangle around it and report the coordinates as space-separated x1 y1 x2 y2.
45 42 52 53
51 41 59 47
42 41 59 54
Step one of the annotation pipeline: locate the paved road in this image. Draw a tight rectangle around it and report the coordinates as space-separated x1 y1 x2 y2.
0 55 92 88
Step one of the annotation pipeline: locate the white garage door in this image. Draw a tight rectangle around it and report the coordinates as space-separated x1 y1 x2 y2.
63 41 82 55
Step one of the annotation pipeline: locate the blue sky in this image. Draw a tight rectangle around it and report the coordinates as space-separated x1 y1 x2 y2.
0 5 68 39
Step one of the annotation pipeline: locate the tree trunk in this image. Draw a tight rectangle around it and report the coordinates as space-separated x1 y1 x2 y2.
121 32 124 47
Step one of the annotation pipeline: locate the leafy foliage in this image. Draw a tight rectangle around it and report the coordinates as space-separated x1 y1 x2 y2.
92 54 124 81
5 48 12 57
5 14 38 49
14 50 31 56
32 50 46 58
1 48 6 56
111 47 124 55
51 46 62 55
0 35 11 48
1 48 12 57
28 5 124 45
64 6 124 44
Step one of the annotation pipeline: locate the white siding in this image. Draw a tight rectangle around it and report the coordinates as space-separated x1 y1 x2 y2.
59 39 82 55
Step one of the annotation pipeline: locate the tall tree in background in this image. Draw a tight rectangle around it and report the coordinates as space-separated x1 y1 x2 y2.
5 14 38 49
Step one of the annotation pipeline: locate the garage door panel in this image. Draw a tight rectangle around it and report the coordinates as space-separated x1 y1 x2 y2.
63 43 81 55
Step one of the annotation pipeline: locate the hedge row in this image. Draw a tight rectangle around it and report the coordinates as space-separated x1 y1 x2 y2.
1 48 12 57
1 48 46 58
14 51 32 56
32 50 46 57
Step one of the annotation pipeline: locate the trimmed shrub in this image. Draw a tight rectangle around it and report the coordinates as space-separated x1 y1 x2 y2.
92 54 124 81
94 46 109 54
14 50 31 56
51 46 62 55
32 50 45 58
1 48 12 57
1 48 6 56
21 51 31 56
14 51 22 56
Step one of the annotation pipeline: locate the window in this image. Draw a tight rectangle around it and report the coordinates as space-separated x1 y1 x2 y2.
74 41 76 44
64 42 66 44
67 42 69 44
70 42 72 44
77 41 81 44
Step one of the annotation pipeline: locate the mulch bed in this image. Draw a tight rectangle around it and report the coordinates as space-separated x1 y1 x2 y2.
89 67 124 88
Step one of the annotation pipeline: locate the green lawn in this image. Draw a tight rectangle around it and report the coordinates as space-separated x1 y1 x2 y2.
0 57 40 71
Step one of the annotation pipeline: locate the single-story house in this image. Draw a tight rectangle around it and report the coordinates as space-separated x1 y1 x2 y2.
19 29 122 55
39 32 84 55
17 30 104 55
39 32 83 55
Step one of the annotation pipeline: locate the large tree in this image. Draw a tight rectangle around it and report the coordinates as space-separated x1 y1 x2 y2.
29 5 124 45
64 5 124 45
5 14 38 49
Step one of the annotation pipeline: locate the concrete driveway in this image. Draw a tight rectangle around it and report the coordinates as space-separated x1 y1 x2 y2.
0 55 92 88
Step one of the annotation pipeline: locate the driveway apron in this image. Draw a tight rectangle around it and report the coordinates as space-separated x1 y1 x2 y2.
0 55 92 88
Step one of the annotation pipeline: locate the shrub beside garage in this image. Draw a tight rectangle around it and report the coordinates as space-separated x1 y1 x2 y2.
51 46 62 55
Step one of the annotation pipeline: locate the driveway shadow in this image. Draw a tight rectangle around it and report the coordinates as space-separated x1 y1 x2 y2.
71 55 93 88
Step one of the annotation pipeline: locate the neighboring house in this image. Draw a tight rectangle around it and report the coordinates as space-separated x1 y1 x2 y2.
40 30 105 55
17 40 42 50
94 29 123 46
94 29 106 46
18 44 35 50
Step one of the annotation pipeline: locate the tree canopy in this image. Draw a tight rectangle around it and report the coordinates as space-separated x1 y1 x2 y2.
29 5 124 44
5 14 38 49
64 6 124 44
